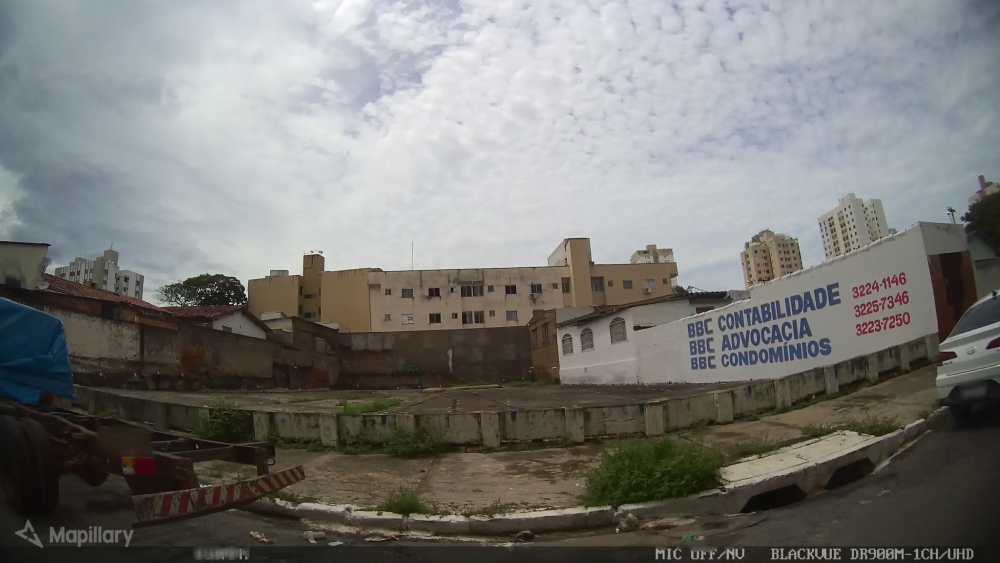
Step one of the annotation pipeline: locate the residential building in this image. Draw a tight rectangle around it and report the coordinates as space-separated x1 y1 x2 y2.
0 241 51 290
247 238 680 333
163 305 270 339
630 245 674 264
969 175 999 206
818 193 891 259
740 230 803 288
53 248 145 300
527 309 559 383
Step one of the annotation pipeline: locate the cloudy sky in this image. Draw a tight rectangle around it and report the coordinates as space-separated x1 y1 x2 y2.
1 0 998 299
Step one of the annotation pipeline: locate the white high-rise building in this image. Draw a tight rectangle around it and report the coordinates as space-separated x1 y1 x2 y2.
818 193 891 260
53 248 145 299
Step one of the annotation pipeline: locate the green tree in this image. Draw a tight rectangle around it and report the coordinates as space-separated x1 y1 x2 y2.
962 193 1000 254
157 274 247 306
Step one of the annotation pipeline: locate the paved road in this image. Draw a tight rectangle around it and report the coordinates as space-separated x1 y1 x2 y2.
0 472 353 560
546 402 1000 554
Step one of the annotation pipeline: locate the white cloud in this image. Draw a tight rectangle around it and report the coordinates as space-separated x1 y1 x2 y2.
1 0 998 296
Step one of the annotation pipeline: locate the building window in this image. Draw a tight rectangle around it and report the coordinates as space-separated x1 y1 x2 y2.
542 324 549 345
428 287 441 297
591 278 603 291
530 283 543 294
610 317 627 343
489 310 496 317
505 284 517 295
662 278 669 284
304 293 316 299
551 283 559 289
644 279 654 290
222 326 233 333
298 305 303 314
402 314 414 325
506 310 518 322
580 328 594 351
402 288 414 298
385 288 392 296
461 285 484 297
452 312 459 319
532 328 538 348
384 313 391 322
562 334 573 355
487 285 494 292
459 310 485 324
429 313 441 324
304 312 315 319
562 280 571 293
607 280 614 287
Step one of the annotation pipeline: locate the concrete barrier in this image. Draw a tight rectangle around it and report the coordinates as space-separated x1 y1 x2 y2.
73 335 935 447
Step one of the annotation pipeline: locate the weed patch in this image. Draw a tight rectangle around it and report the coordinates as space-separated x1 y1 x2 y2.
267 490 315 505
802 423 837 438
383 427 448 458
582 437 722 508
94 406 121 418
734 434 781 458
844 415 899 437
197 399 254 442
503 380 550 388
375 488 433 516
341 398 401 414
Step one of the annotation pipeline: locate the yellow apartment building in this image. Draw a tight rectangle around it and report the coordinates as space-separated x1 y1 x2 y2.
248 238 679 332
740 229 803 288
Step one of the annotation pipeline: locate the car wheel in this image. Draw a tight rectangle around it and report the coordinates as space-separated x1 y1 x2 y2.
0 415 41 514
949 404 973 421
20 418 61 514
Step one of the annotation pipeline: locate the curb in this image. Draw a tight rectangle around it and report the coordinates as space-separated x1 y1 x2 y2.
241 409 949 536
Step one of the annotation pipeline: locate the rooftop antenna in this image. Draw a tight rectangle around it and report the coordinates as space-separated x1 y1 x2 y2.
411 241 414 270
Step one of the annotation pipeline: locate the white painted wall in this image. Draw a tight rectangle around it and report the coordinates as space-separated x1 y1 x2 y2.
562 222 967 385
43 307 141 360
211 311 267 339
558 309 639 384
631 297 733 328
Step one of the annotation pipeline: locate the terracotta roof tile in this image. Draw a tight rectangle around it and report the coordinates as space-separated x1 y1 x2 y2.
162 304 246 319
42 274 169 314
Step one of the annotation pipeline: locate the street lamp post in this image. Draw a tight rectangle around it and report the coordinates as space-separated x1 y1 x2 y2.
946 206 957 224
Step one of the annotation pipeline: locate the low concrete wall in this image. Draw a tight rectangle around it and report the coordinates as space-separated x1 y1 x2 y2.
75 335 936 446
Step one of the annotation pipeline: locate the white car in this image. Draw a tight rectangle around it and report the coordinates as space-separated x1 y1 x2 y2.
936 290 1000 419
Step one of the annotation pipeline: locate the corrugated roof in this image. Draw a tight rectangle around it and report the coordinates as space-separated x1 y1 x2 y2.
42 274 169 314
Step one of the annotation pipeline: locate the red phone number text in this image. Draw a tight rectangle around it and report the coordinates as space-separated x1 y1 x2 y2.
856 312 911 336
852 273 907 299
853 291 910 318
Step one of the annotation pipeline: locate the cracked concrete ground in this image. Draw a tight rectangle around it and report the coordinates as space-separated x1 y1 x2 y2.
199 366 938 513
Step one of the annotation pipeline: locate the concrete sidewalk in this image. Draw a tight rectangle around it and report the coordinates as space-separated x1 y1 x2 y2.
200 366 938 515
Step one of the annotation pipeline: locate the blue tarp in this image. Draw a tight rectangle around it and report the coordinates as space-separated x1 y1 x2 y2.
0 297 75 403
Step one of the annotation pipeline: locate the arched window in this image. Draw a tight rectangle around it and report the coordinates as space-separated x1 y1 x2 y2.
580 328 594 351
610 317 627 343
561 333 573 355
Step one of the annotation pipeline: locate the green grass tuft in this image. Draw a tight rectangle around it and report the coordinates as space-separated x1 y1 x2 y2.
196 399 254 442
375 488 433 516
341 398 401 415
582 437 723 508
461 499 516 518
733 434 781 458
802 423 837 438
844 415 899 437
383 426 449 458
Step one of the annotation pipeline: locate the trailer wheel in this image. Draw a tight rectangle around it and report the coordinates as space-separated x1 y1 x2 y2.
20 418 61 514
0 415 40 514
